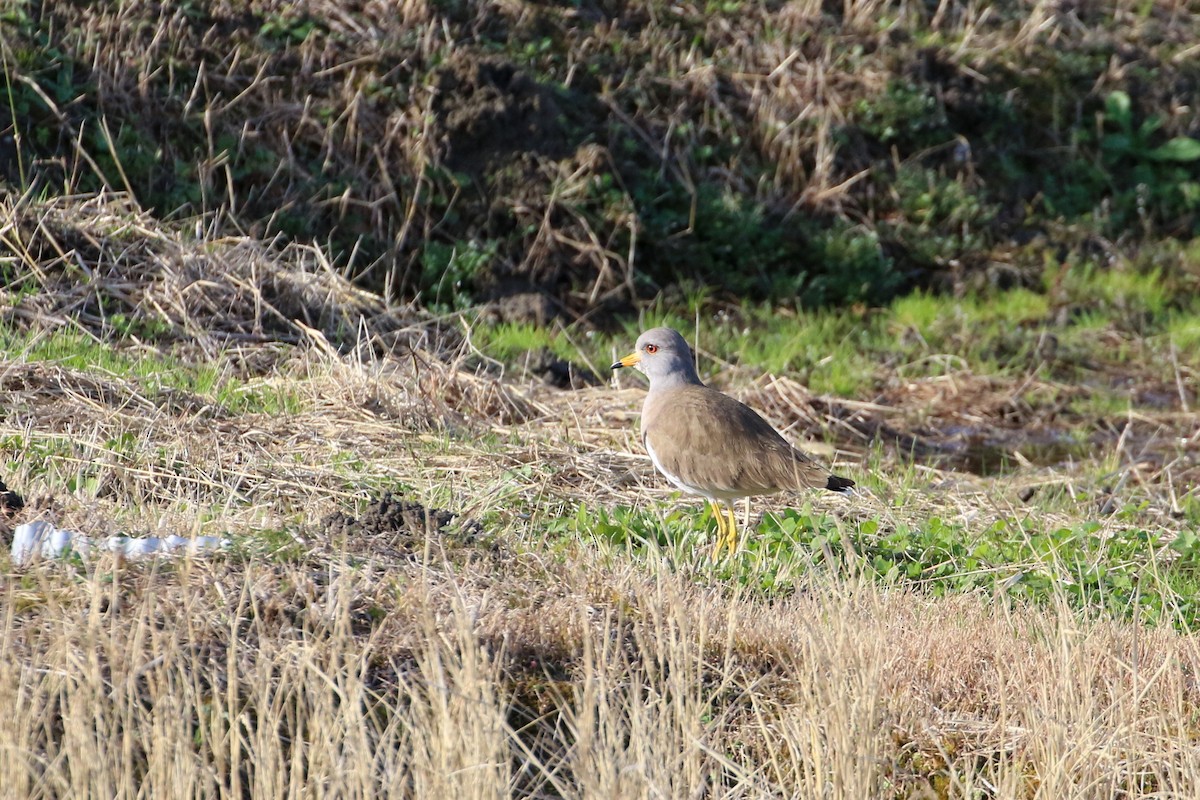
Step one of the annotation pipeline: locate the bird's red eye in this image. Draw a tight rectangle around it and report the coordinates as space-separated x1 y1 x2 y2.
645 344 658 354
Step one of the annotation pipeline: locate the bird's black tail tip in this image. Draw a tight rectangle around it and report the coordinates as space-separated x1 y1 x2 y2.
826 475 855 493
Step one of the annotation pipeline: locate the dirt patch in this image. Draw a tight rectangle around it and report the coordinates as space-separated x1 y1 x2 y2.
421 50 641 321
810 370 1198 478
833 413 1086 476
844 373 1086 473
319 492 485 557
482 289 564 326
430 54 577 176
914 424 1091 476
876 373 1082 429
523 347 602 390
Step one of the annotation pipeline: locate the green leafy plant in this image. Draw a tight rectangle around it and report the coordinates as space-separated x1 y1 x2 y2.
558 498 1200 629
856 81 948 149
419 239 498 312
1097 90 1200 231
259 13 319 45
1102 91 1200 168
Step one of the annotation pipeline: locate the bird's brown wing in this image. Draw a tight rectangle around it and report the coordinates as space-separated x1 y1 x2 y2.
642 385 832 497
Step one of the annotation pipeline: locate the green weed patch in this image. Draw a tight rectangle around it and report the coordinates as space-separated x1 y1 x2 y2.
561 503 1200 629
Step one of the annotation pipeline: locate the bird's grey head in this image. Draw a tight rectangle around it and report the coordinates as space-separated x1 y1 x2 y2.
611 326 702 389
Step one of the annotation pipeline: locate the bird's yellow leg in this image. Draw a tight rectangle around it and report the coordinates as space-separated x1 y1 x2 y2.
711 500 727 560
724 503 740 555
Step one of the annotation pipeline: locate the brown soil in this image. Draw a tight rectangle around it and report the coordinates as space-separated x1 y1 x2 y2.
319 492 485 557
523 347 602 389
431 54 579 177
422 51 633 321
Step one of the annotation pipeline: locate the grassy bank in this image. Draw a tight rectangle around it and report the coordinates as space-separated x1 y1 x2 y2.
3 1 1200 316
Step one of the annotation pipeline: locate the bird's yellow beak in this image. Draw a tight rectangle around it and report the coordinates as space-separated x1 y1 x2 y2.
611 351 641 370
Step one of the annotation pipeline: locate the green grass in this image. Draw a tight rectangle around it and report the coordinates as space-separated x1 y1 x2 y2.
233 524 311 563
1168 313 1200 353
0 323 308 416
465 321 577 363
1065 389 1134 418
549 501 1200 629
479 269 1200 400
1066 267 1172 317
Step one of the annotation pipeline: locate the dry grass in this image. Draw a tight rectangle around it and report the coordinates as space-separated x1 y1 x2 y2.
0 193 397 346
5 546 1200 798
10 0 1200 317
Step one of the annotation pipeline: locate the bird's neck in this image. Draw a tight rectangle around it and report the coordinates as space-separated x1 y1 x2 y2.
649 371 704 391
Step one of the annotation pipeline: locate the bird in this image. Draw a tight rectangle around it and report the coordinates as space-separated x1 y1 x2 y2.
611 326 854 559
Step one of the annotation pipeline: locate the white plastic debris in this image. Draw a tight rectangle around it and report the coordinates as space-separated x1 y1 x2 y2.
11 521 228 566
104 534 228 558
11 520 90 564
